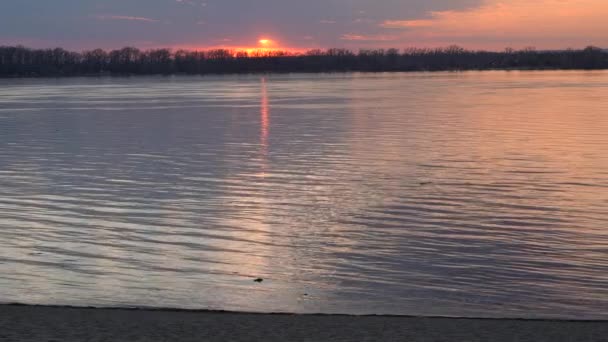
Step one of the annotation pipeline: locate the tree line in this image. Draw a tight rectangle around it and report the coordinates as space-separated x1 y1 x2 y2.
1 45 607 77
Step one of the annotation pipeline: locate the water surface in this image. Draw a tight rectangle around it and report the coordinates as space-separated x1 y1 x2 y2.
0 72 607 319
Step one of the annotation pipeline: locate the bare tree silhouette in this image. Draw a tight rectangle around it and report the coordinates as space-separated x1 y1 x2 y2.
0 45 606 77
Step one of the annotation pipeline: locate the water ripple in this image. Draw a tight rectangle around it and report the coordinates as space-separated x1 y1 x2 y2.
0 72 607 319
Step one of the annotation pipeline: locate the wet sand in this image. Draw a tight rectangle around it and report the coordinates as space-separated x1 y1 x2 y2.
1 305 607 342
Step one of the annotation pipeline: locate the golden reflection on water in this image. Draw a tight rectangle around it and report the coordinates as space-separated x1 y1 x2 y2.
260 77 270 164
259 77 270 178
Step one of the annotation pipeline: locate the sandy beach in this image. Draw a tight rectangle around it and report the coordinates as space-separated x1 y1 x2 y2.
0 305 606 342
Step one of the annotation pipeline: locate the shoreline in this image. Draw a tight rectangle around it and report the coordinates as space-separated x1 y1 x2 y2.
2 304 607 342
3 302 607 323
1 67 608 79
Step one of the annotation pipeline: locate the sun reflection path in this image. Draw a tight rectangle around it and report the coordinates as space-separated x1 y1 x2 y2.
260 77 270 174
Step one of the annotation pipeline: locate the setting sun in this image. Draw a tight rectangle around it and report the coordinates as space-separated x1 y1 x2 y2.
259 39 271 46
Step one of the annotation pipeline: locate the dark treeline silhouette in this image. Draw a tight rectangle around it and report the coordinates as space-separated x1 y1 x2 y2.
1 45 607 77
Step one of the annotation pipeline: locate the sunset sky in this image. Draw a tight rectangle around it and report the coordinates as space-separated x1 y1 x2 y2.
1 0 607 51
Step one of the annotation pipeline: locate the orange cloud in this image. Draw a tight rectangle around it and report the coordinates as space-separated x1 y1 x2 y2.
382 0 608 48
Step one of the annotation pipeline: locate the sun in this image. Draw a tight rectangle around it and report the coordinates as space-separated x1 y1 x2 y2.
258 39 271 46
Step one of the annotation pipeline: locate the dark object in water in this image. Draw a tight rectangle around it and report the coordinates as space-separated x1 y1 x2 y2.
420 182 433 186
254 278 264 283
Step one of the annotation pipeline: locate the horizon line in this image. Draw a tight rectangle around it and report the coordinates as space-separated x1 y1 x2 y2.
2 44 606 55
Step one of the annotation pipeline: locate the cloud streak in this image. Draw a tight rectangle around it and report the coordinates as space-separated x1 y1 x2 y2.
381 19 434 28
96 15 159 23
340 34 398 42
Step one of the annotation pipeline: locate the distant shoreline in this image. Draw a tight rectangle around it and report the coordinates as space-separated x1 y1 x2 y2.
2 67 608 79
1 45 607 78
2 303 607 342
